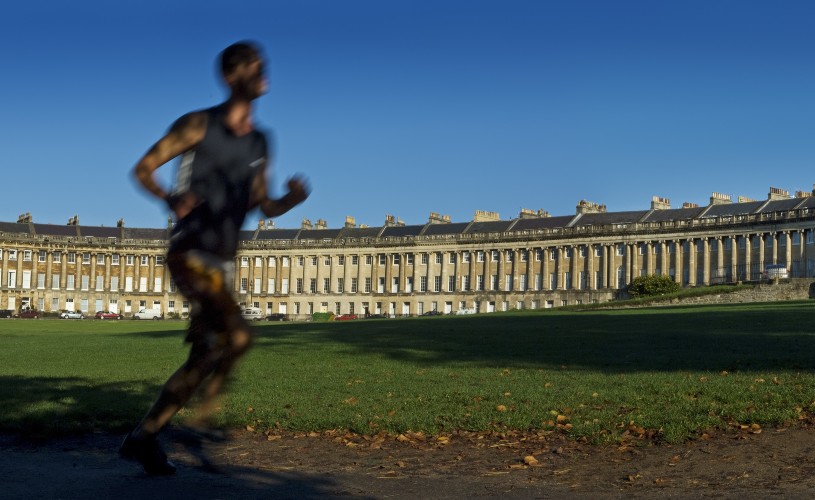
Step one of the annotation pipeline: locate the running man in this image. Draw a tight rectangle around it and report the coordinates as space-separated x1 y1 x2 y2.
120 41 309 475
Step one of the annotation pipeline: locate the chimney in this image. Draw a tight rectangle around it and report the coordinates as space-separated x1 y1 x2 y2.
767 186 790 201
795 190 812 198
473 210 500 222
17 212 32 223
344 216 356 228
67 215 79 225
650 196 670 210
258 219 266 230
301 218 313 229
576 200 606 214
737 195 756 203
316 219 328 229
709 192 731 205
682 202 699 209
117 218 125 228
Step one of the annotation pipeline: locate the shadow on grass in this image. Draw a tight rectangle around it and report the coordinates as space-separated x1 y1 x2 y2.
256 301 815 372
0 376 160 439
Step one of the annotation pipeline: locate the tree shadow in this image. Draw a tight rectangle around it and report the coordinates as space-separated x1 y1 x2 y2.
256 301 815 373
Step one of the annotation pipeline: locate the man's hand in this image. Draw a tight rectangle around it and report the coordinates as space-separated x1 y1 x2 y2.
167 192 201 220
285 175 310 207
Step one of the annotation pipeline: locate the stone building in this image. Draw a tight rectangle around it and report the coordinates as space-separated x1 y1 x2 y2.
1 186 814 319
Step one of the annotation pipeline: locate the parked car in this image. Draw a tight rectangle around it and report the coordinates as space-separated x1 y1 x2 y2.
265 313 288 322
0 310 13 318
95 310 123 320
241 307 264 321
422 310 443 316
765 264 789 280
335 314 358 321
133 308 163 320
59 310 85 319
15 307 40 319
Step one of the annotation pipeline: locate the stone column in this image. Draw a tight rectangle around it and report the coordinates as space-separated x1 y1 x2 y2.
744 235 752 281
555 247 564 290
688 239 697 286
586 245 595 290
716 237 724 281
785 232 792 269
758 234 765 273
674 241 682 284
702 238 711 285
660 241 668 276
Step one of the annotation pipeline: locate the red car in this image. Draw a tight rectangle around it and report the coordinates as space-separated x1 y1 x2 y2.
15 308 40 319
95 311 123 320
335 314 358 321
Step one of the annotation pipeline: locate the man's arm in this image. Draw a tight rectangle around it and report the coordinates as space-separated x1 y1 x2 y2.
249 167 310 218
132 112 207 219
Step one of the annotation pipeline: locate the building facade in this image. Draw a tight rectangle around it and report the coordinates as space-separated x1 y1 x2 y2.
2 186 814 319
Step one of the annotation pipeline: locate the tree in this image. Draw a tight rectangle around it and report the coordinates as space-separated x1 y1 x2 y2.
627 274 680 297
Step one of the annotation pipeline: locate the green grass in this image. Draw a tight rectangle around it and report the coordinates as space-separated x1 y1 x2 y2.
2 301 815 444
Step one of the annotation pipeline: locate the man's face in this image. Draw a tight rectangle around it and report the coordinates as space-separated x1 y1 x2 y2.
229 57 268 99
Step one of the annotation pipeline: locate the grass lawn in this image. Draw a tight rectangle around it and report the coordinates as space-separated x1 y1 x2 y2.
1 300 814 444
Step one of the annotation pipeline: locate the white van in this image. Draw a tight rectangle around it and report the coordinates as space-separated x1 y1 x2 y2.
133 308 163 320
765 264 789 280
241 307 264 321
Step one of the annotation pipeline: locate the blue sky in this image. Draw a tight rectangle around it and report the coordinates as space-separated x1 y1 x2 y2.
2 1 814 230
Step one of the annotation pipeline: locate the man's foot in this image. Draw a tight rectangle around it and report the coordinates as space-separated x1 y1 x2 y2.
119 432 177 475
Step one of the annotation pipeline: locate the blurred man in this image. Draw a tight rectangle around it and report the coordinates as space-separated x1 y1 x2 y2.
120 41 309 475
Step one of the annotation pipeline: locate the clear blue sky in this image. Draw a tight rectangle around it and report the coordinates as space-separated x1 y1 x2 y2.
2 0 814 230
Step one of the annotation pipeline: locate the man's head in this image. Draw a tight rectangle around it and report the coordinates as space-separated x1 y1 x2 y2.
220 41 267 99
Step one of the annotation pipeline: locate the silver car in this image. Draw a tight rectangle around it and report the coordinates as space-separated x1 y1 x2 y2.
59 310 85 319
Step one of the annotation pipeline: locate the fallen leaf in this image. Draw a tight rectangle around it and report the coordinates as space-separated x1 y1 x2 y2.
496 405 508 412
523 455 539 466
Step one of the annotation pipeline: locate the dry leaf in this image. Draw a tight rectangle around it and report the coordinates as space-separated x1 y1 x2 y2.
523 455 539 466
496 405 508 412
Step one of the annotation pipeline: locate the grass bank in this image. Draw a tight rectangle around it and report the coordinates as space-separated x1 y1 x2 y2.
1 300 814 444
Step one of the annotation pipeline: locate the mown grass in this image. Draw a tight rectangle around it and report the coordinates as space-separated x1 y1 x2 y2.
1 300 814 444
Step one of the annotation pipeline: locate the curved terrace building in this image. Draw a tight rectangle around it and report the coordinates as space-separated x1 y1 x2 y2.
2 186 814 319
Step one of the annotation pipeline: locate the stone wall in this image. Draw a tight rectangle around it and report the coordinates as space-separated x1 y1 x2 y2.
670 279 815 306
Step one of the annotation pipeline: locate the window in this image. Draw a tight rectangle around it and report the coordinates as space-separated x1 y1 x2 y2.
154 278 162 293
282 257 290 267
96 276 104 291
638 244 646 255
297 256 304 266
491 275 499 290
506 251 513 262
23 250 32 262
8 249 17 261
535 274 542 291
268 256 277 266
477 251 485 262
594 246 602 257
520 250 528 262
477 274 484 291
405 277 413 293
243 257 250 267
255 257 262 267
535 249 543 261
38 251 46 262
351 278 358 293
97 254 105 265
461 275 470 291
140 255 147 266
53 251 61 263
111 254 119 265
406 254 414 265
323 278 330 293
66 275 75 290
421 253 428 265
793 232 801 245
111 276 119 291
616 244 625 256
155 256 164 266
505 274 512 291
126 255 133 265
310 278 317 293
578 271 586 290
391 277 398 293
311 256 318 266
337 278 344 293
268 278 275 293
351 255 359 265
241 278 248 293
338 255 345 266
296 278 303 294
393 254 400 265
578 246 586 258
379 254 386 265
550 249 557 260
435 253 442 264
447 276 455 292
366 255 373 265
52 275 60 289
564 248 572 259
808 232 814 245
420 276 427 292
68 252 76 264
491 250 499 262
519 275 527 291
139 277 147 292
81 275 89 291
449 253 456 264
433 276 441 292
365 277 372 293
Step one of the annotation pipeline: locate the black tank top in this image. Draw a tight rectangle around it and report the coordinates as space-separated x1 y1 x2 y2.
168 105 269 258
